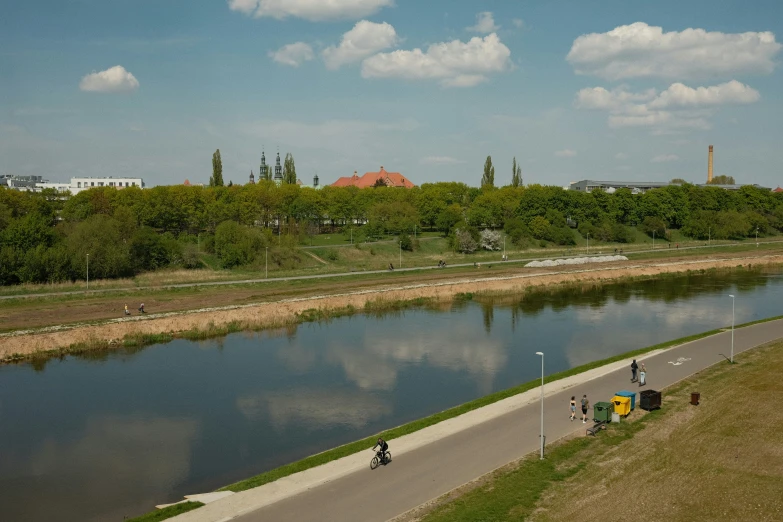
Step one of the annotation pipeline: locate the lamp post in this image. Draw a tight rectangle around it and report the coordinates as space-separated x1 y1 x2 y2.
586 233 589 255
265 247 268 279
503 234 506 261
652 230 655 250
399 241 402 269
756 227 759 247
535 351 545 459
86 253 89 290
350 228 353 245
729 294 735 363
708 226 711 247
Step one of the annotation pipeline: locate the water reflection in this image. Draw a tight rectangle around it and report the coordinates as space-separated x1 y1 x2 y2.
1 267 782 522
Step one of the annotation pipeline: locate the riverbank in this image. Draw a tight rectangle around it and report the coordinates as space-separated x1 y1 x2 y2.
156 317 783 522
2 252 782 361
411 337 783 522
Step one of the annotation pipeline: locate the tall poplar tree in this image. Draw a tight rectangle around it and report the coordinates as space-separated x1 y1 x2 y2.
481 155 495 188
210 149 224 187
283 153 297 184
511 157 522 187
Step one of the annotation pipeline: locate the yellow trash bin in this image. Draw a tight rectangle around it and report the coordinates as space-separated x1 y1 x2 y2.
612 396 631 416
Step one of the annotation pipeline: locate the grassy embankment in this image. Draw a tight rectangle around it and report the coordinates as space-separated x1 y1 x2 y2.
416 342 783 522
126 501 204 522
0 233 777 299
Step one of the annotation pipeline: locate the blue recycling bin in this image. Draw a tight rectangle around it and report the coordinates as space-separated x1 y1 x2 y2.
615 390 636 410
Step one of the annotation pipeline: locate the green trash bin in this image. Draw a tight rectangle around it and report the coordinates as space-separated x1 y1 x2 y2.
594 401 614 422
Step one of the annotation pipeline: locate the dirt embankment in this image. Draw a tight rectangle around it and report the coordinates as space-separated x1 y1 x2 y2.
2 254 781 360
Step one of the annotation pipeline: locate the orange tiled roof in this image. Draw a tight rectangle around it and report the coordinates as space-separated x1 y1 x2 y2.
184 179 191 186
331 167 415 188
774 186 783 193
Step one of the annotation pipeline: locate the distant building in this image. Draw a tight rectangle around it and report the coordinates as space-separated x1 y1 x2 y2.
1 175 46 190
568 179 770 194
331 166 415 188
773 187 783 193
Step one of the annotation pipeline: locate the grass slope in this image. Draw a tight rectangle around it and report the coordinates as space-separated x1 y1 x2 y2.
418 340 783 522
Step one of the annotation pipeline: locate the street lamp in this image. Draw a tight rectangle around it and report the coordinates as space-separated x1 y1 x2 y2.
503 234 506 261
265 247 268 279
729 294 735 363
756 227 759 247
586 233 589 255
399 240 402 269
535 351 545 460
708 226 711 247
86 253 89 290
652 230 655 250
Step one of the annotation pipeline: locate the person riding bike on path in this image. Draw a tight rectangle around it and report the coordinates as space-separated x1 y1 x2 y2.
373 437 389 461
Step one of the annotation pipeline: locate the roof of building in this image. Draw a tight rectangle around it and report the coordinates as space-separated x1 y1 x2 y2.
331 167 415 188
774 187 783 193
183 179 191 186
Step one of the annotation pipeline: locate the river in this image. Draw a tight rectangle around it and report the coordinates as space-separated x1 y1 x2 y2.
1 267 782 521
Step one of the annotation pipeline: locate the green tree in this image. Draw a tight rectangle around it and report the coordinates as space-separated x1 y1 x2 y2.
511 157 522 187
283 153 297 185
709 175 736 185
671 178 687 184
529 216 551 240
210 149 224 187
481 156 495 188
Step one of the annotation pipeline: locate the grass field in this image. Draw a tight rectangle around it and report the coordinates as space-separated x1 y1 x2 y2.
416 339 783 522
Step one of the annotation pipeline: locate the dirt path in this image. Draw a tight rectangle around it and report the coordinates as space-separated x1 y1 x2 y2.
2 253 782 360
304 251 329 265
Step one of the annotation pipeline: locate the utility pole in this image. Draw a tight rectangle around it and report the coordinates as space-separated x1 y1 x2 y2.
586 233 589 255
86 253 89 290
399 241 402 269
265 247 268 279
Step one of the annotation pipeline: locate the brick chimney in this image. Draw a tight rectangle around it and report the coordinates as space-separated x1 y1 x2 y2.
708 145 713 183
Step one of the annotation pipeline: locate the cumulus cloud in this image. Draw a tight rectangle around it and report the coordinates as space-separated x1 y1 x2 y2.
420 156 465 165
268 42 314 66
575 80 760 131
361 33 511 87
322 20 397 69
555 149 577 157
648 80 760 109
651 154 679 163
79 65 139 93
467 12 499 34
228 0 393 21
567 22 782 80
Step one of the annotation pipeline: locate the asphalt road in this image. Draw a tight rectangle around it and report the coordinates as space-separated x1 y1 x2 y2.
235 318 783 522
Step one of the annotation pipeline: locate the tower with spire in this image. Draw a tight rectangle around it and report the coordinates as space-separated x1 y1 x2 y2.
249 170 255 185
274 150 283 184
259 150 268 181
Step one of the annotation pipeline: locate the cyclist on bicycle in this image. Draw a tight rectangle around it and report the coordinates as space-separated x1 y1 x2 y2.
373 437 388 460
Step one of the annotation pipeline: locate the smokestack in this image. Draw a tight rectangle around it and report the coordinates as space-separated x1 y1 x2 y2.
708 145 714 183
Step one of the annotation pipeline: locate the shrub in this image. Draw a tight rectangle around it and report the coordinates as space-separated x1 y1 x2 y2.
454 228 477 253
480 229 502 251
399 233 413 252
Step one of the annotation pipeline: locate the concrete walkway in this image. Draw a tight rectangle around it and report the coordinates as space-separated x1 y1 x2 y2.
170 318 783 522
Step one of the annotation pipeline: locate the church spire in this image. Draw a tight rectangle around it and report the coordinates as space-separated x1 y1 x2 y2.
260 149 268 181
274 149 283 182
249 169 255 185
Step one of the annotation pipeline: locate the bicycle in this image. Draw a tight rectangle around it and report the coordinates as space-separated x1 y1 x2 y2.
370 449 392 470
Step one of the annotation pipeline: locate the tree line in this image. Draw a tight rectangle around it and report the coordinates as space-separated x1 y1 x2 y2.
1 178 781 284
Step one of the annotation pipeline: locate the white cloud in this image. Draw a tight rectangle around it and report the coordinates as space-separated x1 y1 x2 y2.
420 156 465 165
575 80 760 131
322 20 397 69
567 22 782 80
555 149 577 157
648 80 760 109
651 154 679 163
361 33 511 87
268 42 314 66
512 18 524 29
614 152 628 160
467 12 499 34
79 65 139 93
227 0 393 21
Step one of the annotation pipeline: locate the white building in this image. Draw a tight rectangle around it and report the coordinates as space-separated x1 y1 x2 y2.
32 176 145 195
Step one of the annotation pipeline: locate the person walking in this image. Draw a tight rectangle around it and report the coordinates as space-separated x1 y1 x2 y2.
581 395 590 423
124 304 130 316
569 396 576 421
631 359 639 383
639 363 647 387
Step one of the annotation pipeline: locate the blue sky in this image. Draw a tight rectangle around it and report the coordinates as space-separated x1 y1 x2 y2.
2 0 782 188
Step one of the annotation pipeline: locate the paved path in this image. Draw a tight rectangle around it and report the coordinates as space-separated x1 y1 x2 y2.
2 240 777 301
171 318 783 522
